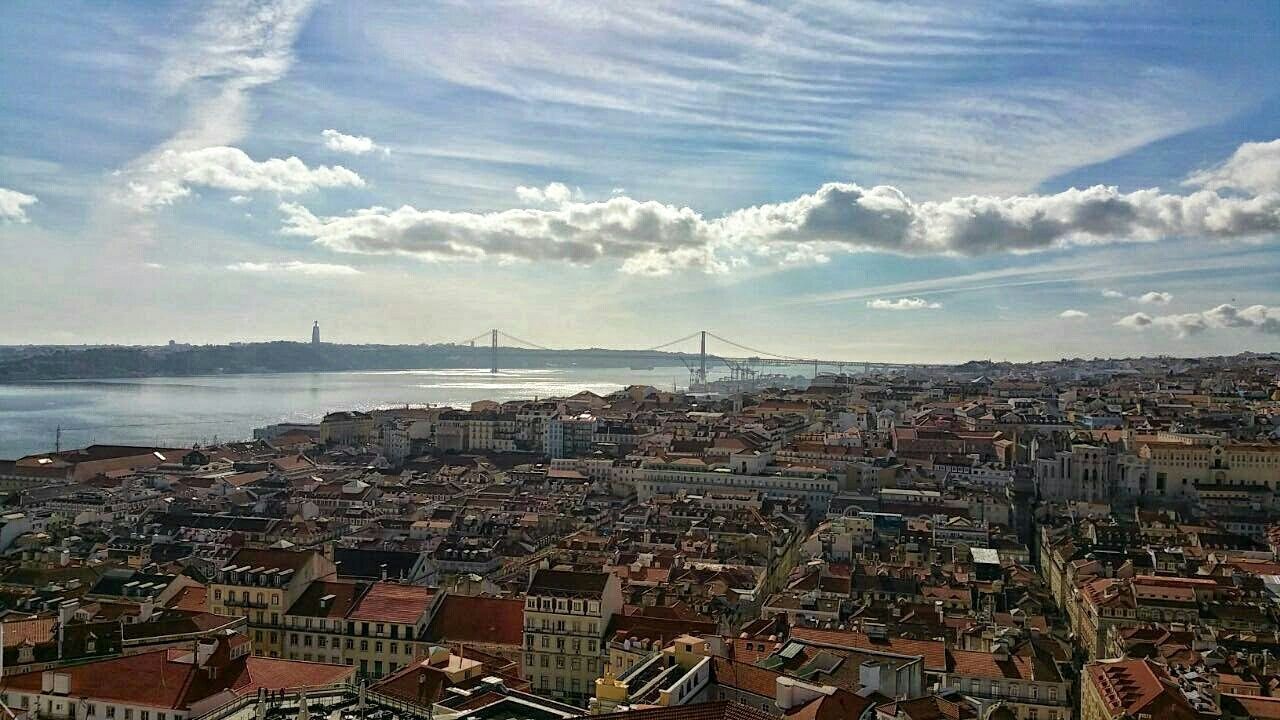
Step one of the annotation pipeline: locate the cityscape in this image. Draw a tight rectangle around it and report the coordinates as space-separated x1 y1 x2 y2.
2 3 1280 720
2 353 1280 720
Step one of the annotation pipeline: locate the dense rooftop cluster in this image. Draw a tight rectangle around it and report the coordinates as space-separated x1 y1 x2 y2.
1 353 1280 720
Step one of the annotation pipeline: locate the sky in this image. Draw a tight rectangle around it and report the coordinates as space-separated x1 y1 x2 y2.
1 1 1278 364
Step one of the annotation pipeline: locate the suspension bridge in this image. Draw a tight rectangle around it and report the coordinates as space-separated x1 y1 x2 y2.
454 329 945 385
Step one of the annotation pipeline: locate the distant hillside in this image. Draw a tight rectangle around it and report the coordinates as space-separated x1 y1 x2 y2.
0 342 692 382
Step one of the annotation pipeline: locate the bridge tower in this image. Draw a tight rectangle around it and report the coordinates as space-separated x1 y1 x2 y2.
699 330 707 389
490 329 499 374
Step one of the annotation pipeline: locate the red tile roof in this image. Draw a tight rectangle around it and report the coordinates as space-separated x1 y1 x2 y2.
1226 695 1280 720
1 617 56 647
712 656 780 698
3 646 352 710
946 649 1034 680
789 627 946 672
1084 658 1198 720
346 582 436 625
876 695 977 720
786 688 872 720
426 595 524 646
167 585 209 612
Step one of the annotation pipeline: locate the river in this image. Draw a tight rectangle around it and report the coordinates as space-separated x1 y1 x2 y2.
0 366 702 458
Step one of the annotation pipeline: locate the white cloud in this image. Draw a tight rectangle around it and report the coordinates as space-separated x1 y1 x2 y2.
142 262 165 270
1101 289 1126 299
1152 313 1209 338
0 188 38 223
1185 139 1280 195
279 197 722 275
322 129 387 156
100 1 318 238
867 297 942 311
229 195 251 204
515 182 579 205
1116 312 1153 330
717 181 1280 257
226 260 362 276
1116 303 1280 338
125 147 363 209
280 139 1280 274
1135 291 1173 305
1203 304 1280 335
1059 309 1089 319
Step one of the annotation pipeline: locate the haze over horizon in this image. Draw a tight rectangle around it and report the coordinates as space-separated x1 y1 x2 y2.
2 2 1280 364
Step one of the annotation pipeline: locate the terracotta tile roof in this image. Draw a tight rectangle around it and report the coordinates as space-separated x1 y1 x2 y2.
1 617 56 647
946 649 1034 680
725 637 780 665
1084 658 1196 719
785 688 873 720
369 655 528 706
166 585 209 612
876 695 977 720
712 656 780 698
1224 695 1280 720
426 595 524 646
219 655 354 697
789 627 946 672
2 646 352 710
346 582 436 625
609 614 717 646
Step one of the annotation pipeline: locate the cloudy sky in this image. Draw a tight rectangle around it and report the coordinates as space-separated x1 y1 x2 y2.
1 1 1278 363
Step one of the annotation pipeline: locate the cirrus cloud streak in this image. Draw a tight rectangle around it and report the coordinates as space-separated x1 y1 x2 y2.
227 260 362 276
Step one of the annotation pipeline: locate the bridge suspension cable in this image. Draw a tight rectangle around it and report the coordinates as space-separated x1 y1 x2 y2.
458 331 492 345
644 331 703 352
496 330 556 352
703 331 809 363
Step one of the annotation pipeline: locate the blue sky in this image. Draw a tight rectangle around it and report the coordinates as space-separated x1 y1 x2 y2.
1 0 1278 363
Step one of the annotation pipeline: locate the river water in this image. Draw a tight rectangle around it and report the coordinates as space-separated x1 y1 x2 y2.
0 366 702 458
